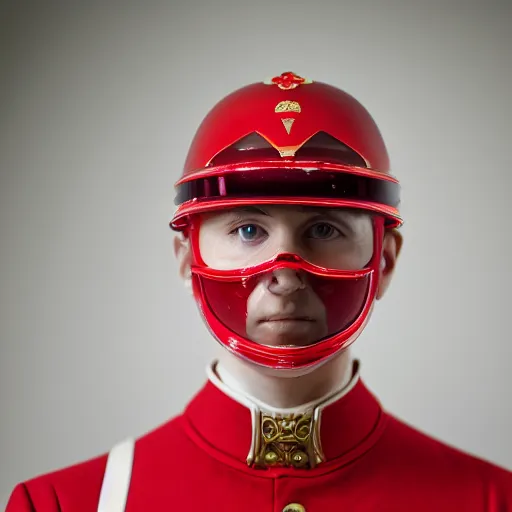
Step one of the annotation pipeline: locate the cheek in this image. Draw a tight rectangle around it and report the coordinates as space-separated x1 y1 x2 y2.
355 238 374 268
344 232 374 269
317 238 374 270
199 230 273 270
198 227 239 269
197 227 216 264
246 283 268 318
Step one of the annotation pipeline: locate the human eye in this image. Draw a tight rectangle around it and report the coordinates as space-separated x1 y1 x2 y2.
306 222 342 240
229 223 267 244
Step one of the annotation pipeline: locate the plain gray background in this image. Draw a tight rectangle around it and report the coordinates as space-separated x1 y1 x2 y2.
1 0 511 507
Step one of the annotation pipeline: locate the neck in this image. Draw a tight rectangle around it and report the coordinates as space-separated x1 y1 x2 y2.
215 349 353 409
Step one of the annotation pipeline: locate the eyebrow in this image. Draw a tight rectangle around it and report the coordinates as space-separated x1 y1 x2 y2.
226 205 365 219
229 206 270 216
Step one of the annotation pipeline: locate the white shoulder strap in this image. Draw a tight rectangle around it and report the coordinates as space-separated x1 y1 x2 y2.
97 438 135 512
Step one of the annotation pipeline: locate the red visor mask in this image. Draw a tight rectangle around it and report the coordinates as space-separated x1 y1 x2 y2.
186 213 384 370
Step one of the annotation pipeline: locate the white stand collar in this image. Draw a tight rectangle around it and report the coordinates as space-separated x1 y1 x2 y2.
207 358 361 417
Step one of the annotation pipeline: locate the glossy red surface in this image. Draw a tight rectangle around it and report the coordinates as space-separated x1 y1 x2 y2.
182 74 390 177
186 217 384 370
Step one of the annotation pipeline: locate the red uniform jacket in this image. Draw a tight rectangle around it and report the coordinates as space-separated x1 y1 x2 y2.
6 363 512 511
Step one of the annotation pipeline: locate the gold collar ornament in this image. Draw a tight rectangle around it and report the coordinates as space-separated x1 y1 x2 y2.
249 410 324 469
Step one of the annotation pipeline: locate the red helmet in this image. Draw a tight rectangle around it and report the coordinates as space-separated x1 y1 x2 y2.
171 72 402 371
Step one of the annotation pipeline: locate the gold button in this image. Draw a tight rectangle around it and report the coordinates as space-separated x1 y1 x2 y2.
283 504 306 512
291 450 308 468
264 451 278 464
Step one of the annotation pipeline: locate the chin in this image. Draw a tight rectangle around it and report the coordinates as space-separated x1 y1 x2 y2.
264 338 319 348
239 337 330 379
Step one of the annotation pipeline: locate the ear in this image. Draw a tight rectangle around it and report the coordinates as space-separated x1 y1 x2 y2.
376 228 403 300
173 234 192 285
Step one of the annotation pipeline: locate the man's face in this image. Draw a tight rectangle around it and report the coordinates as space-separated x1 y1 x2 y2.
196 205 375 348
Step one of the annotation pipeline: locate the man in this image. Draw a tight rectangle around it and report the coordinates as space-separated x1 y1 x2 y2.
6 71 512 511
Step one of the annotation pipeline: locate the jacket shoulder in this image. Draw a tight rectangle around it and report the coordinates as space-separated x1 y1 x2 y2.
5 415 187 512
384 413 511 470
378 413 512 505
5 452 108 511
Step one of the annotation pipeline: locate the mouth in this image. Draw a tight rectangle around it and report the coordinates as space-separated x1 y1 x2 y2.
251 314 322 346
259 316 315 323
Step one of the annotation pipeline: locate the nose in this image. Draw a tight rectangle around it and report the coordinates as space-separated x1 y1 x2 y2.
267 268 305 296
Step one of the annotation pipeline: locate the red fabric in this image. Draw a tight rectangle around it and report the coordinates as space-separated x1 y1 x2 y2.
6 380 512 511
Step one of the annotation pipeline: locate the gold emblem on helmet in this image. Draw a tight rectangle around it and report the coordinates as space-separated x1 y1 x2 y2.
281 118 295 134
275 101 301 135
275 100 301 113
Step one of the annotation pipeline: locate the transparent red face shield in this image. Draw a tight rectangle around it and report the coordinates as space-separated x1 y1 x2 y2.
186 209 384 370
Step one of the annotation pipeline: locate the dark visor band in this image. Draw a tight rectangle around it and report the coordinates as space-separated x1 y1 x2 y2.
174 169 400 209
